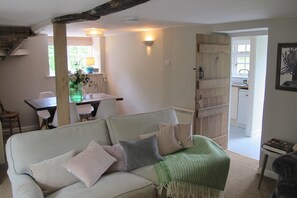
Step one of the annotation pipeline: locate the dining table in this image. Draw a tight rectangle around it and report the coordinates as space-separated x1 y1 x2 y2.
24 93 123 119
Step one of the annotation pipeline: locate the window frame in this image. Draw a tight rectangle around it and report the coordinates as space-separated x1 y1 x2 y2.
231 38 251 78
47 36 95 76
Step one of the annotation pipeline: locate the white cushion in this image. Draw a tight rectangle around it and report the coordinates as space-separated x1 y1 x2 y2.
64 140 116 188
29 150 79 196
139 125 183 156
159 123 194 148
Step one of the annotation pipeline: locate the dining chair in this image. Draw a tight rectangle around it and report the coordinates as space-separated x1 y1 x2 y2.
76 89 94 121
0 101 22 136
95 98 117 119
50 103 81 128
37 91 55 129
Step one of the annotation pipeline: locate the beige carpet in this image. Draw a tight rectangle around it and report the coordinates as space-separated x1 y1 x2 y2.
224 150 276 198
0 151 276 198
0 164 11 198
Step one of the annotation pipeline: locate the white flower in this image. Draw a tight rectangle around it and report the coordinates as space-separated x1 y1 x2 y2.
70 75 77 82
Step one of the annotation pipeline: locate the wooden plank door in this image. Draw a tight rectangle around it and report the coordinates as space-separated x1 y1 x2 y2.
194 34 231 149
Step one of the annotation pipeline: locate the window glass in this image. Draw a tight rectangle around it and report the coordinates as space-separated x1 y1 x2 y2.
48 46 55 76
48 45 92 76
232 38 251 77
237 44 246 52
237 57 245 63
67 46 92 71
246 57 250 63
246 44 251 52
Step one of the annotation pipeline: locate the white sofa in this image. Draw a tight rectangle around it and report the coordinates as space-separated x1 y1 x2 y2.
6 108 229 198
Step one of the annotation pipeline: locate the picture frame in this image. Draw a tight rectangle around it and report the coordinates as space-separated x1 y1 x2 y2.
275 43 297 91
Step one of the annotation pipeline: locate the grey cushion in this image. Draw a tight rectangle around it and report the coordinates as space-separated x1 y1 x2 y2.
120 135 164 171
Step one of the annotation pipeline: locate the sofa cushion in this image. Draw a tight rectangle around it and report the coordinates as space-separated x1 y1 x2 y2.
139 125 183 156
6 119 111 175
106 108 179 144
29 150 79 196
64 141 116 188
103 144 126 172
120 135 164 171
131 164 159 186
46 172 156 198
159 123 194 148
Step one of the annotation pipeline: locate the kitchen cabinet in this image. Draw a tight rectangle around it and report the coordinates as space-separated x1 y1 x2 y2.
238 89 248 126
230 86 239 120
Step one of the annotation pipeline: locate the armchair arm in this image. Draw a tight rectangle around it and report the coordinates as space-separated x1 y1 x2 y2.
9 173 44 198
272 152 297 178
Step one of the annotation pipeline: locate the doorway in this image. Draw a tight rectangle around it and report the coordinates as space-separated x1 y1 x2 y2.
228 34 268 160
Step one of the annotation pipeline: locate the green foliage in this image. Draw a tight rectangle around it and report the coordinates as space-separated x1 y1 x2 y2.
48 45 92 75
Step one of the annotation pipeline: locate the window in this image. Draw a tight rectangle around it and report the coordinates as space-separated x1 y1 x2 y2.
231 38 251 77
48 37 97 76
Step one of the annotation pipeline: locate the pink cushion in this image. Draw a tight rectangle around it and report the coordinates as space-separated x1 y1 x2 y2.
103 144 126 172
64 140 116 188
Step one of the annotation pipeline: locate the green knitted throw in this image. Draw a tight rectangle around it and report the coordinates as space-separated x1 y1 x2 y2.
155 135 230 197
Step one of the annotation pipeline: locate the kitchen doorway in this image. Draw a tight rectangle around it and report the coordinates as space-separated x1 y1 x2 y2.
228 34 268 160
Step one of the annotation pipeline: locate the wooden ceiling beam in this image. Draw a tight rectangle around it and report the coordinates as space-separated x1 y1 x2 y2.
52 0 150 24
0 26 35 57
0 26 35 37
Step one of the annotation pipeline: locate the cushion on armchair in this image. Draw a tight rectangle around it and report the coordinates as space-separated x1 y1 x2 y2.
272 152 297 198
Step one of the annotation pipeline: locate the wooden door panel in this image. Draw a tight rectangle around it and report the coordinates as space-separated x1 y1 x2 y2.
198 115 227 137
199 44 230 54
197 87 228 98
197 54 230 79
195 34 231 149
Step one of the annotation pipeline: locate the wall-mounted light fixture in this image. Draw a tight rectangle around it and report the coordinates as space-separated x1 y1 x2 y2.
85 28 104 37
143 36 154 46
143 35 154 55
143 40 154 47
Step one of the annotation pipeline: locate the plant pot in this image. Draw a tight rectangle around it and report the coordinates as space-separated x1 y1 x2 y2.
69 82 83 102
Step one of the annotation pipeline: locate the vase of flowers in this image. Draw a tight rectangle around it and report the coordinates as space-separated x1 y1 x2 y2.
68 69 90 102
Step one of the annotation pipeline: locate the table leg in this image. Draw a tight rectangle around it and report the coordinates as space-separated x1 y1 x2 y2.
258 153 268 189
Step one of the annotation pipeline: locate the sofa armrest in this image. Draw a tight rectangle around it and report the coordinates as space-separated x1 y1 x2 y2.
9 173 44 198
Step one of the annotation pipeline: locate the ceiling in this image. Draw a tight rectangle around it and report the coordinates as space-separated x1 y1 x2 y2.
1 0 297 36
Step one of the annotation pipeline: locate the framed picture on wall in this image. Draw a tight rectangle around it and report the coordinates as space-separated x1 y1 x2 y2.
276 43 297 91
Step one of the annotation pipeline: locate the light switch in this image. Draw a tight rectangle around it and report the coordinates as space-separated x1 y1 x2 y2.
164 59 171 66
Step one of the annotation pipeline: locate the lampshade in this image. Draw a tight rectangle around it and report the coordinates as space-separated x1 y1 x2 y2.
85 28 104 37
86 57 95 66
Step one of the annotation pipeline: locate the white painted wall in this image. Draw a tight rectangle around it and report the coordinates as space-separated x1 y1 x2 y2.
0 34 106 130
260 18 297 174
250 35 267 135
105 25 210 114
106 17 297 175
0 17 296 176
0 35 54 129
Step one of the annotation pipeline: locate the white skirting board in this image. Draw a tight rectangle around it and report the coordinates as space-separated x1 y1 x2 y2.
2 125 40 134
257 168 278 180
